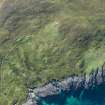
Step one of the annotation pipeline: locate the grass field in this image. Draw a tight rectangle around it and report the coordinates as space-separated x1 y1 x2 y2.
0 0 105 105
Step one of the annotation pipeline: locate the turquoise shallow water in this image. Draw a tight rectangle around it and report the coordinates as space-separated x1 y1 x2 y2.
38 84 105 105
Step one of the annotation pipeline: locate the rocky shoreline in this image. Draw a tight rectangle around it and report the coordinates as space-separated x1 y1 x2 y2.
23 64 105 105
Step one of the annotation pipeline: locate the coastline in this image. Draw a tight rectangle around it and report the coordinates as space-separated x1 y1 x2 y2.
23 64 105 105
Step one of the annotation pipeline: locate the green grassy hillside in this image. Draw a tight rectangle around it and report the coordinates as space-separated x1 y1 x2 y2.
0 0 105 105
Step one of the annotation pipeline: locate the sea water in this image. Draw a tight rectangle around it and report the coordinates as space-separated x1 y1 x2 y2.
38 84 105 105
